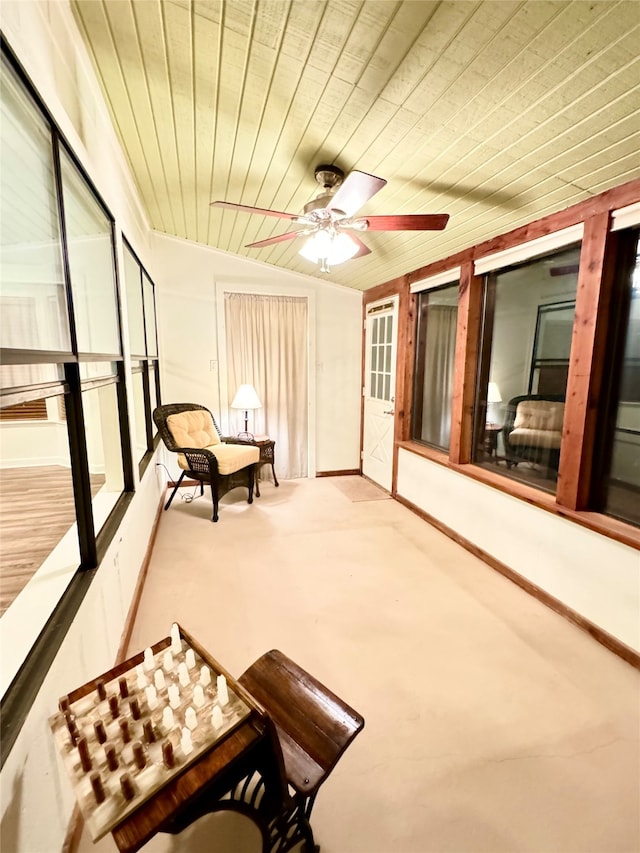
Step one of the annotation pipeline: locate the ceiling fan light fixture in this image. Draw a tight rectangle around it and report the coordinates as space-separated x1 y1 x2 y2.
298 230 359 270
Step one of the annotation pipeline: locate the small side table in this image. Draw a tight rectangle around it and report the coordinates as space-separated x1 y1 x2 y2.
252 438 279 497
484 423 502 458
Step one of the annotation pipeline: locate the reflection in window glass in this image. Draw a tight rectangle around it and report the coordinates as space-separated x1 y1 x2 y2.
60 149 119 355
79 361 117 380
82 381 124 529
0 390 80 617
0 57 70 354
124 245 145 356
149 363 158 434
411 283 459 450
0 362 63 388
474 245 581 493
143 273 157 356
131 367 147 463
602 235 640 526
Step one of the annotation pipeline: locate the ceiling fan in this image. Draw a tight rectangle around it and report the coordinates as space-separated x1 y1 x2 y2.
211 165 449 273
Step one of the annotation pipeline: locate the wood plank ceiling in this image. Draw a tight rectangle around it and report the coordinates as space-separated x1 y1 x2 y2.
71 0 640 291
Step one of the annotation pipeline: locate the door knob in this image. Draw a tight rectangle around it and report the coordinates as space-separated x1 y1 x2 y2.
384 409 394 415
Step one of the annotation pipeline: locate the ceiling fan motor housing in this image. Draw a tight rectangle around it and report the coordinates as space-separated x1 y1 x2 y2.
314 164 344 189
304 165 347 217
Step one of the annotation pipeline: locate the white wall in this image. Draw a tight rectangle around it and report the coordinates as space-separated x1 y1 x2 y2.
397 450 640 653
151 233 363 476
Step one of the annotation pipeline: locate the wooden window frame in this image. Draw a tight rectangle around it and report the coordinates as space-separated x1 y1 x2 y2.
363 177 640 550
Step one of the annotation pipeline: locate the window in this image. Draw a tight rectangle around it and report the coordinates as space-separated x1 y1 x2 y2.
122 241 160 474
369 310 394 402
60 149 120 355
0 56 70 355
595 229 640 525
473 245 581 493
124 245 146 357
0 50 133 722
411 282 459 450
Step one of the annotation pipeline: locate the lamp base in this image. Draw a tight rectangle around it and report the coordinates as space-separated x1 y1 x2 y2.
237 431 255 441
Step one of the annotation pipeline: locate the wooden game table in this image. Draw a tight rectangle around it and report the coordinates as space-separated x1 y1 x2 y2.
51 626 293 853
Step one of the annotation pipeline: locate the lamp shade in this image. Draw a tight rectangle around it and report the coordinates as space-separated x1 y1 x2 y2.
299 230 359 266
231 384 262 410
487 382 502 403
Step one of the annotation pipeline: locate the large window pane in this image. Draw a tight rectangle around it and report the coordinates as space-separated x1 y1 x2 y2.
60 149 119 355
143 273 158 356
124 244 145 357
411 283 458 449
82 379 124 530
601 233 640 525
0 57 70 353
149 362 158 434
0 388 80 617
131 366 147 464
474 245 581 493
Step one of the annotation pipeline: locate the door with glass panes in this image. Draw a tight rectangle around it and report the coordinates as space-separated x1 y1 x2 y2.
362 297 398 491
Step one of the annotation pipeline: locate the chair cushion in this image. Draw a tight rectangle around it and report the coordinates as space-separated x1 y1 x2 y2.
509 427 562 449
167 410 221 449
514 400 564 432
178 442 259 475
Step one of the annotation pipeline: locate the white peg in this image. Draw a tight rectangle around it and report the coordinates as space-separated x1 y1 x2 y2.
154 669 166 690
178 662 190 687
168 683 181 709
217 674 229 707
170 623 182 654
185 706 198 731
193 684 205 708
185 648 196 670
211 705 223 730
199 665 211 687
145 684 159 710
143 647 154 672
136 665 147 691
163 650 174 672
181 727 193 755
162 706 175 730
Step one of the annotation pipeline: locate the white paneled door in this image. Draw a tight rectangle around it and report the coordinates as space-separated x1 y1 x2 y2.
362 297 398 492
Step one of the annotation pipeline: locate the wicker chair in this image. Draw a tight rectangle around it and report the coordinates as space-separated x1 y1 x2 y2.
153 403 259 522
502 394 565 471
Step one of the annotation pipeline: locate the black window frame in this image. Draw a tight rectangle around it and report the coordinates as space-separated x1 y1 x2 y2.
0 38 134 765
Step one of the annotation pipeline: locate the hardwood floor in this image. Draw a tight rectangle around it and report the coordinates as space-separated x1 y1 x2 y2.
0 466 105 616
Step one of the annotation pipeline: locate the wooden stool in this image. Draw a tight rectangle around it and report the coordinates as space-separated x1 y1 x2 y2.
239 649 365 851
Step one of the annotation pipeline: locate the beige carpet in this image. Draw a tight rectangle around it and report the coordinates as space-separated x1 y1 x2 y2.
77 477 640 853
329 474 391 502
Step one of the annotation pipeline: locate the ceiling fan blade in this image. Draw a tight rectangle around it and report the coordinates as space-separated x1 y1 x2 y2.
361 214 449 231
245 231 302 249
212 200 299 220
349 233 372 258
327 170 387 217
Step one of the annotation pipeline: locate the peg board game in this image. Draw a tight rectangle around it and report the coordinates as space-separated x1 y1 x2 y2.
49 627 251 841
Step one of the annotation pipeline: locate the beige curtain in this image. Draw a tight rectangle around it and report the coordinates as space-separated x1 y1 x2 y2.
422 305 457 447
224 293 308 480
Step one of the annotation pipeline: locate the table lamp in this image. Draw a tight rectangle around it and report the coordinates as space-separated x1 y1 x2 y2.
487 381 502 424
230 384 262 437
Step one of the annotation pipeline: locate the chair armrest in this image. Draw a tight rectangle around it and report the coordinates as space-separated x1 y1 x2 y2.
180 447 220 477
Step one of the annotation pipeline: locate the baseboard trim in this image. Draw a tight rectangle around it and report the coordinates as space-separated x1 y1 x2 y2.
316 469 361 477
395 494 640 670
62 492 165 853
